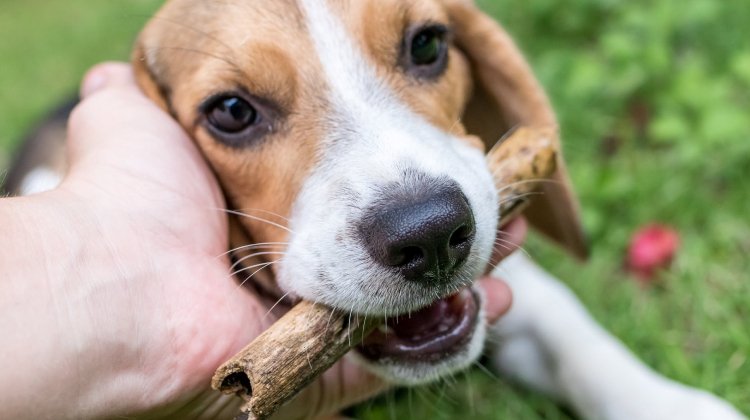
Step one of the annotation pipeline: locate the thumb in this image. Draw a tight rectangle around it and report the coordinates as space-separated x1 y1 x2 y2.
80 61 136 98
64 62 216 200
66 62 190 170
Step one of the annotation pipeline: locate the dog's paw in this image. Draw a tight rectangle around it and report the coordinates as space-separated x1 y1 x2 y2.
486 253 746 420
665 389 746 420
599 382 747 420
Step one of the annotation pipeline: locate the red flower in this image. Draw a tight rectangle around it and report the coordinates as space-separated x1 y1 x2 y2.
626 224 680 281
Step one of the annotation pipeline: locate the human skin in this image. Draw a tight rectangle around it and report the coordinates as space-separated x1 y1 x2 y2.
0 63 522 419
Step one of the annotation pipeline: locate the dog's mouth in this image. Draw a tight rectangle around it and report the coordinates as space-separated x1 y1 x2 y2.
356 288 479 363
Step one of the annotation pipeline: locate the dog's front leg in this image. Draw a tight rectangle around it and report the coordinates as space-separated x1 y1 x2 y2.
488 253 745 420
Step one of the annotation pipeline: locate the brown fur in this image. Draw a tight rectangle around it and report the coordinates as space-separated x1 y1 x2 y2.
131 0 587 286
444 0 588 257
133 1 326 282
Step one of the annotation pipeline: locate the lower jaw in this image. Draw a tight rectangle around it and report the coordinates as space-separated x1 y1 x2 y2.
355 288 483 367
355 321 487 386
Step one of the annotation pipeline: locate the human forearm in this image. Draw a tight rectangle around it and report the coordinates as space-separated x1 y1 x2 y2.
0 192 145 419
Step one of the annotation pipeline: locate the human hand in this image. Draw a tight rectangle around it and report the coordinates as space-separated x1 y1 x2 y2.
1 61 264 418
0 62 522 419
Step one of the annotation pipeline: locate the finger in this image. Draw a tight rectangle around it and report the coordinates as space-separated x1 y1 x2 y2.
64 64 218 204
486 216 528 274
272 357 389 420
68 65 186 161
80 62 135 98
477 276 513 324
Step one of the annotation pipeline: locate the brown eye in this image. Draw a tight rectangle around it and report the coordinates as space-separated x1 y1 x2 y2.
403 24 449 79
410 28 443 65
207 96 258 134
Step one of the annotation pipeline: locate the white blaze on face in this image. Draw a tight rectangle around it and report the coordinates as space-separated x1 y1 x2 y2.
280 0 498 315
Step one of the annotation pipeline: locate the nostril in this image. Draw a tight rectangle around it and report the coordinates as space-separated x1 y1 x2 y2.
357 177 476 283
391 246 425 268
449 225 474 249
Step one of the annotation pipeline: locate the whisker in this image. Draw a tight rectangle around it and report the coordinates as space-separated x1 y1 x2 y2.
493 178 565 197
220 241 288 258
493 239 515 252
497 191 545 207
417 384 440 411
447 116 463 136
141 46 241 70
408 386 414 419
231 259 279 279
229 251 286 274
493 177 554 191
435 379 458 406
486 124 522 153
463 368 476 415
485 260 501 271
473 360 501 381
324 306 337 341
215 208 293 233
137 14 238 57
263 291 292 319
495 236 531 258
347 308 354 348
234 207 291 223
236 260 280 289
361 313 369 344
387 387 397 420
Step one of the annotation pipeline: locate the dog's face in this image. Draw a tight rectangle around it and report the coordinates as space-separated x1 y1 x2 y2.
134 0 581 385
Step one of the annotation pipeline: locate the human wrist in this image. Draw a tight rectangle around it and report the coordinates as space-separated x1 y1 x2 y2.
0 190 147 419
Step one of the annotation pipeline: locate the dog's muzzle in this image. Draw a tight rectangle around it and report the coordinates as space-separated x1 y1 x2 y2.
354 176 482 367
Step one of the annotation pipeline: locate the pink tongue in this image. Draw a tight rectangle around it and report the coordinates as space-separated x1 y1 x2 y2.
357 289 479 362
390 298 451 339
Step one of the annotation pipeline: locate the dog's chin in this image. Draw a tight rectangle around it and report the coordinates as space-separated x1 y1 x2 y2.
353 287 487 385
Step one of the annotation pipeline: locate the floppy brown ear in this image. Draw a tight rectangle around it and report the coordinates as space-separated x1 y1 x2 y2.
446 0 589 259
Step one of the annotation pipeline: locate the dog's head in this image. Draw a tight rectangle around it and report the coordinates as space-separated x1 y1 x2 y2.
133 0 585 385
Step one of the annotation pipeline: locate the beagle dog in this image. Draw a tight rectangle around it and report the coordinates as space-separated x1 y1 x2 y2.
5 0 744 418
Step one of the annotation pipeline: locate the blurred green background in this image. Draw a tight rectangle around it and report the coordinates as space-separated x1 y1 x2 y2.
1 0 748 418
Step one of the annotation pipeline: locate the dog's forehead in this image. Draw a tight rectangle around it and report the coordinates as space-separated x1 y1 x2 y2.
151 0 449 74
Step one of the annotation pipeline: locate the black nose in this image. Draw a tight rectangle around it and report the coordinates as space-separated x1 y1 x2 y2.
359 180 475 283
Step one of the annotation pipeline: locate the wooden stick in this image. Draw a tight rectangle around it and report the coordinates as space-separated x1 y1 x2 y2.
487 126 559 225
212 301 380 420
211 126 559 420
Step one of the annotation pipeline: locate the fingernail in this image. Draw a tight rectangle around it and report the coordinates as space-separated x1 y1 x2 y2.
81 68 108 98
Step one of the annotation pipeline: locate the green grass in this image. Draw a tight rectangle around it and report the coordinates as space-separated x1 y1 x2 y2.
0 0 160 155
1 0 748 418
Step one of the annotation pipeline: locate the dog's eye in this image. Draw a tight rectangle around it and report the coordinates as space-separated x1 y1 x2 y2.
403 24 449 79
206 96 258 134
410 28 443 65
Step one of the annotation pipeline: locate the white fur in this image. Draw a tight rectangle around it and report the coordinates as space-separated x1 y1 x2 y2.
275 0 499 384
19 167 62 196
285 0 497 314
490 253 745 420
267 2 747 410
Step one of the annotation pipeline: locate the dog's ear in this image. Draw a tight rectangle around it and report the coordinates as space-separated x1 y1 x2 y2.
446 0 589 259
